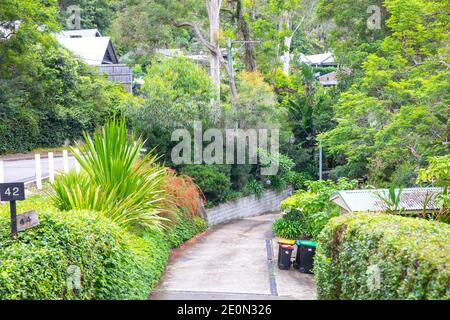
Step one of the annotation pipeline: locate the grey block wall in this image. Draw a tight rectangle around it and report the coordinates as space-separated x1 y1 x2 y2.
206 187 293 225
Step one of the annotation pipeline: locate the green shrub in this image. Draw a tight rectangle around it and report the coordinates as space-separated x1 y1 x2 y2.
276 178 356 240
272 217 306 239
243 179 265 197
289 172 312 190
315 213 450 300
259 149 296 192
180 165 231 206
417 155 450 222
0 197 160 299
129 57 213 163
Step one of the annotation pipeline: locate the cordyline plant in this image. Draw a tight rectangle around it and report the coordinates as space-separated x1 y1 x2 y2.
375 184 405 215
50 118 167 229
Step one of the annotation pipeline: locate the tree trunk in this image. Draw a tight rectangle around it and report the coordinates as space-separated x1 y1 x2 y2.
206 0 222 120
281 11 291 75
174 0 237 120
172 21 238 100
236 0 256 71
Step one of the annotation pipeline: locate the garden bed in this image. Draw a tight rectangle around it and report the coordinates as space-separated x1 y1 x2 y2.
0 195 207 299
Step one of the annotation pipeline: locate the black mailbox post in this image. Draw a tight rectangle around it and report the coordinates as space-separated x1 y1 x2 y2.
0 182 25 237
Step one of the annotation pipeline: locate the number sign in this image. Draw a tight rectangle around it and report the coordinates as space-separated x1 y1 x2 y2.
0 183 25 201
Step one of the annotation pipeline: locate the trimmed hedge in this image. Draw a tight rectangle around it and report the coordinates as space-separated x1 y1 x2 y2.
315 213 450 300
0 196 207 299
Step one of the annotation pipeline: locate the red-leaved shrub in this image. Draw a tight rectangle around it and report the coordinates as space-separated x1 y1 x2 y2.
162 169 204 217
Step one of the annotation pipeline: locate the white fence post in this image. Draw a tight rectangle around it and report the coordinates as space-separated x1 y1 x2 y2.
63 150 69 173
48 152 55 183
35 154 42 190
74 148 80 173
0 160 4 183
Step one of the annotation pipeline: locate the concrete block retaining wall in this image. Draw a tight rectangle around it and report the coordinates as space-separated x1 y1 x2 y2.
206 187 293 225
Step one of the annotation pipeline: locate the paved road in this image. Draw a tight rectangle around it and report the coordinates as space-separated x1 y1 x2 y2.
1 156 77 183
150 213 316 300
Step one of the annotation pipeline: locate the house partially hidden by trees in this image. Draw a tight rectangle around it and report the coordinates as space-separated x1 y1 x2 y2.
299 52 338 86
154 48 228 75
299 52 336 67
55 29 132 93
330 188 442 215
317 71 337 87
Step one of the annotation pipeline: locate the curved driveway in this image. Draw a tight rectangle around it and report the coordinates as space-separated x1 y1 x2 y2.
150 213 316 300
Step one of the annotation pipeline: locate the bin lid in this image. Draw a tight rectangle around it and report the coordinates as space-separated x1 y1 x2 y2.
296 240 317 247
278 238 295 245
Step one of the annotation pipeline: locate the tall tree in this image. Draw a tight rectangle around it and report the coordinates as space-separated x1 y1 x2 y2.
174 0 238 120
111 0 201 57
236 0 256 71
319 0 450 184
58 0 118 33
240 0 318 76
206 0 222 113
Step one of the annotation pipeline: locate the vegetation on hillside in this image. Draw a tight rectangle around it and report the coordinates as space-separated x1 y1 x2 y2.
0 0 449 300
274 178 357 240
2 0 447 191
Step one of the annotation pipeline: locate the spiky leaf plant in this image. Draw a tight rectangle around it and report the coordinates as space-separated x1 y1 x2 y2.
51 118 167 229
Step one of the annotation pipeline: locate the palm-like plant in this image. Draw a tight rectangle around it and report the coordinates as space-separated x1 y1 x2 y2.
51 118 167 229
376 184 405 214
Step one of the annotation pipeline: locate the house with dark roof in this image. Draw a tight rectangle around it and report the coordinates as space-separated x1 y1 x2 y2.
55 29 132 93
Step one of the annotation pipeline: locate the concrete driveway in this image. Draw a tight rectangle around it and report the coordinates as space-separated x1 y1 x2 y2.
150 213 316 300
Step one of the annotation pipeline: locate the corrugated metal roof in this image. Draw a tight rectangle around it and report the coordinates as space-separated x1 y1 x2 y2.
299 52 335 66
330 187 443 212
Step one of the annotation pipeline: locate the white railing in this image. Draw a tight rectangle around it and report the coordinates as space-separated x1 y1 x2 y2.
0 142 146 190
0 150 73 190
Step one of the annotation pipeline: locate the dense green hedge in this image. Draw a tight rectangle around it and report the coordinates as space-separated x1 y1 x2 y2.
0 196 207 299
315 213 450 300
166 214 208 248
